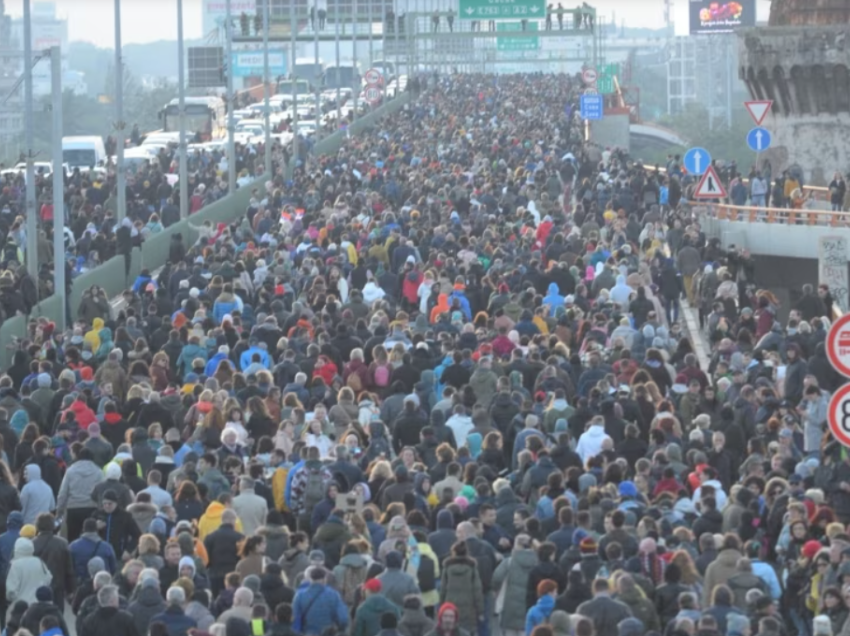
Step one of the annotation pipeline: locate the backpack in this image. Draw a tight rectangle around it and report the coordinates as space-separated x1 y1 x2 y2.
272 466 290 512
3 244 19 265
346 372 363 393
340 562 367 605
373 364 390 388
417 551 437 593
303 468 326 514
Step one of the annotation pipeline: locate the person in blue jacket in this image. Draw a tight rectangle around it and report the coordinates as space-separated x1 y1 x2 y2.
69 517 117 580
292 567 349 635
525 579 557 635
205 345 233 377
240 341 270 371
543 282 565 316
0 510 22 579
448 284 472 321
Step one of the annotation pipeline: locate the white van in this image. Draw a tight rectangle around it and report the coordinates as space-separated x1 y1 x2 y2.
62 136 107 170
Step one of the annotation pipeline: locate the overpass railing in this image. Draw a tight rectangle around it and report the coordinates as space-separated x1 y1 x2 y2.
690 202 850 228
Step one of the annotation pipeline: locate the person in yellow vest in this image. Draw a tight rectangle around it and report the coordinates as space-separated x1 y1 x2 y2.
198 492 244 541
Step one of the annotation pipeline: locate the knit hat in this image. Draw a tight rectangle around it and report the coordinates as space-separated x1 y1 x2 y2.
572 528 589 546
20 525 36 538
619 481 638 498
309 550 325 563
579 537 598 555
363 579 382 593
802 540 823 560
536 579 558 597
35 586 52 602
102 489 119 503
142 576 159 589
618 617 645 636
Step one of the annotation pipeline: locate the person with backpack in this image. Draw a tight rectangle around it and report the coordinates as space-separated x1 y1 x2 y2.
290 446 333 533
292 567 349 636
333 541 370 615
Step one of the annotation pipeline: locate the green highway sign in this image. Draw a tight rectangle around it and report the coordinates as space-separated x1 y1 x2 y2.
597 76 614 94
459 0 546 20
497 21 539 51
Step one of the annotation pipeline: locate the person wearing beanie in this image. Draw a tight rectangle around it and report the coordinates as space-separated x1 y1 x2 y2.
398 594 435 636
430 602 467 636
525 579 558 635
20 585 69 636
378 550 420 610
352 578 401 636
617 616 645 636
20 524 36 539
91 462 133 511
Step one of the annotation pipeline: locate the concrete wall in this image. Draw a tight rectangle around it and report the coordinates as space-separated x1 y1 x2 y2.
590 114 630 152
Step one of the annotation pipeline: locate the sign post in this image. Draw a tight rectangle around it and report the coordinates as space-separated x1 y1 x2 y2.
693 165 727 199
579 93 603 120
746 127 772 153
459 0 545 20
827 313 850 450
683 147 711 176
745 100 773 126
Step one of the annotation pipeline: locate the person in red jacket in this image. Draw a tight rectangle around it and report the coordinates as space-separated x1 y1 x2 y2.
313 355 339 386
64 395 97 431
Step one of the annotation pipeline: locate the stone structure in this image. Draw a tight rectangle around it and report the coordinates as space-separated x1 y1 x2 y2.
738 25 850 184
770 0 850 26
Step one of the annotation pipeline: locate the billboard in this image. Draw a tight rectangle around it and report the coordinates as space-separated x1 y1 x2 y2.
689 0 755 34
231 50 287 77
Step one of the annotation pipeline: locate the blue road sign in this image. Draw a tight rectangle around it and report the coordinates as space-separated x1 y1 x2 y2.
683 147 711 175
580 94 603 121
747 127 772 152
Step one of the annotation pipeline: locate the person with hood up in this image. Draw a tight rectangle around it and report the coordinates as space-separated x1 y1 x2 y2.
439 540 484 635
468 358 499 410
7 537 52 607
84 318 104 352
424 602 468 636
21 464 55 525
363 275 387 304
525 579 557 635
575 416 610 464
543 283 564 317
91 462 133 510
430 294 451 324
352 579 401 636
57 447 104 542
492 534 539 636
428 510 457 564
198 495 245 541
609 274 633 311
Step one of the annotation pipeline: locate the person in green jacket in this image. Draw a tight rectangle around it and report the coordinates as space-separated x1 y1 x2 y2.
352 579 401 636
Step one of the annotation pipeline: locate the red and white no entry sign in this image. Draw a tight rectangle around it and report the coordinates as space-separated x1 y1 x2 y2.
364 68 384 86
828 384 850 447
827 313 850 378
364 86 383 104
582 68 597 84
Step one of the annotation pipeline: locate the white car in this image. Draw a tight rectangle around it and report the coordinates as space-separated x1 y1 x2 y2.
295 120 317 136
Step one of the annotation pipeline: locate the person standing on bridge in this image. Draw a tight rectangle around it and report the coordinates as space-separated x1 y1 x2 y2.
829 171 846 211
750 170 768 208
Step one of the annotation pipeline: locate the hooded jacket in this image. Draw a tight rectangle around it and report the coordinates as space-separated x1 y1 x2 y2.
197 501 244 541
543 283 565 316
492 548 539 630
439 555 484 633
21 464 56 524
7 537 52 605
58 458 104 513
353 593 402 636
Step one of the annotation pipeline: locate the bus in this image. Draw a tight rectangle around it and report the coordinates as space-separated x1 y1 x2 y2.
325 63 362 91
293 57 326 91
275 79 312 97
159 96 226 141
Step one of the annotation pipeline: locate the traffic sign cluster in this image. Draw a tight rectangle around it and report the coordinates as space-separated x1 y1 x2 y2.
826 315 850 447
745 100 773 153
364 67 384 106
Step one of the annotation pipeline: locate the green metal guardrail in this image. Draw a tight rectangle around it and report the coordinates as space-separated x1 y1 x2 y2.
0 92 413 369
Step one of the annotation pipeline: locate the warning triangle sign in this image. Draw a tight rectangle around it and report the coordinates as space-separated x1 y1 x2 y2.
694 165 727 199
745 100 773 126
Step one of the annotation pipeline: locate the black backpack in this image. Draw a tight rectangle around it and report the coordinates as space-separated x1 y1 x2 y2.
416 551 437 593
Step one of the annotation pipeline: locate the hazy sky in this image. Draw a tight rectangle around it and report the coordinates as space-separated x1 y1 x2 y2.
4 0 772 47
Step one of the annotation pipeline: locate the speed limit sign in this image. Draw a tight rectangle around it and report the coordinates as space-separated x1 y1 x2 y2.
582 68 598 84
364 68 384 87
364 86 383 105
828 384 850 447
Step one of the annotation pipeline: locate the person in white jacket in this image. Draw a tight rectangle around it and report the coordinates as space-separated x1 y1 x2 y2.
575 416 611 463
6 537 52 608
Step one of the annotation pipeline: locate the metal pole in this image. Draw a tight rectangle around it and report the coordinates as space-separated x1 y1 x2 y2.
263 0 272 177
368 0 373 65
51 46 64 331
314 3 321 140
290 1 298 174
115 0 126 223
23 0 37 296
394 0 399 82
352 0 359 117
226 0 236 193
726 35 732 129
178 0 188 218
335 0 341 127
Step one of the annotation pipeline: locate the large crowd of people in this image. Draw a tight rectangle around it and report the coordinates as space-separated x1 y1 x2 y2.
0 71 840 636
